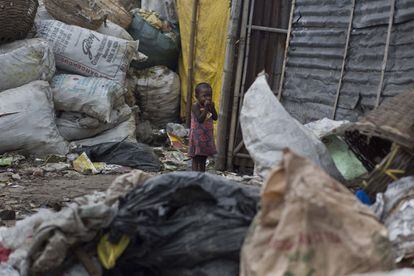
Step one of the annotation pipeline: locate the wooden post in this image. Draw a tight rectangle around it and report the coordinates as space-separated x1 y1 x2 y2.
226 0 251 171
185 0 200 127
375 0 396 108
331 0 355 120
215 0 243 171
277 0 296 100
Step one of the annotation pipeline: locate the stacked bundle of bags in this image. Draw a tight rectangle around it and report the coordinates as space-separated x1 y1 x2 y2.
0 0 181 157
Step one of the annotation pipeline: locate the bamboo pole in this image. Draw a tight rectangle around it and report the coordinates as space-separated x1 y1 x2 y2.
375 0 396 108
277 0 296 100
331 0 355 120
215 0 243 171
238 0 256 124
185 0 200 127
226 0 251 171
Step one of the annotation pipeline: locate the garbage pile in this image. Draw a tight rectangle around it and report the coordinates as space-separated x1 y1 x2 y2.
0 0 181 167
0 170 260 275
238 73 414 273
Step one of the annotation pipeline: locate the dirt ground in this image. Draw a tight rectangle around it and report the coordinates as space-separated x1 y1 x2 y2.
0 174 120 219
0 151 258 223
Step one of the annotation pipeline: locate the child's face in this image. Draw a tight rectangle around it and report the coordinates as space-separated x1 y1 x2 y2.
197 88 212 106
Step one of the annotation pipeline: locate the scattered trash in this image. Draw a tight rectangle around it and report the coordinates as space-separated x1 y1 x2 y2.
0 170 153 275
365 144 414 199
44 154 66 164
343 90 414 196
24 203 115 275
11 174 21 181
167 132 188 153
240 74 343 181
372 177 414 262
43 0 106 30
73 153 99 175
32 168 44 177
131 66 181 127
0 210 16 221
240 150 394 276
128 12 180 70
161 150 188 170
108 172 260 275
166 123 188 138
141 0 178 24
0 158 12 167
36 20 138 83
63 170 82 180
74 141 161 172
136 120 154 144
305 118 350 139
0 81 69 156
355 189 372 206
353 269 414 276
41 162 71 173
306 119 368 181
98 234 130 270
0 38 55 93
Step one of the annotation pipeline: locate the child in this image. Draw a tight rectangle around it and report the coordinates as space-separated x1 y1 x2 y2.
188 83 218 172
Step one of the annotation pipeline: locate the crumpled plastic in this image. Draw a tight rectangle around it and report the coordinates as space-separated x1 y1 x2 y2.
98 234 130 269
0 170 152 275
371 176 414 261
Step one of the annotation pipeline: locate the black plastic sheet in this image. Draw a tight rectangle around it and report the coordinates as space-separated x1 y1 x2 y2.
75 141 161 172
108 172 260 276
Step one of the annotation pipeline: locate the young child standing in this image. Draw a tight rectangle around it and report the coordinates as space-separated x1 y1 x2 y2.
188 83 218 172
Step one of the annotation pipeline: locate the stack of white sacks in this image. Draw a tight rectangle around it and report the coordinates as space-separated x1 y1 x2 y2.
0 3 146 156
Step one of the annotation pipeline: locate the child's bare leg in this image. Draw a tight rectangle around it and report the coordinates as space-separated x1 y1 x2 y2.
200 156 207 172
192 157 198 171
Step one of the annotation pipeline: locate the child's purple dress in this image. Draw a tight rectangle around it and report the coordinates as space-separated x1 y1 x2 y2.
188 112 217 157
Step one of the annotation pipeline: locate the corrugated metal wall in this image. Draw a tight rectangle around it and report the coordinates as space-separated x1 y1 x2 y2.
280 0 414 123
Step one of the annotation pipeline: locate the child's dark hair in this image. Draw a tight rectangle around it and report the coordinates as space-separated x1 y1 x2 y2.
195 83 212 97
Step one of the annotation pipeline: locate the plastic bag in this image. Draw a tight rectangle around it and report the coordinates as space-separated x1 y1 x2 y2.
57 105 132 141
96 21 134 41
372 177 414 261
72 115 137 147
240 74 343 181
0 38 55 93
108 172 260 275
35 0 54 21
305 118 367 181
240 150 394 276
0 81 68 156
128 11 179 70
353 269 414 276
36 20 138 84
51 74 126 123
98 234 130 269
131 66 180 127
141 0 178 24
74 141 161 172
73 152 99 174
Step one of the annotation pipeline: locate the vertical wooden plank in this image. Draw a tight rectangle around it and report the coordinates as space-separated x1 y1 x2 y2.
375 0 396 108
331 0 356 120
